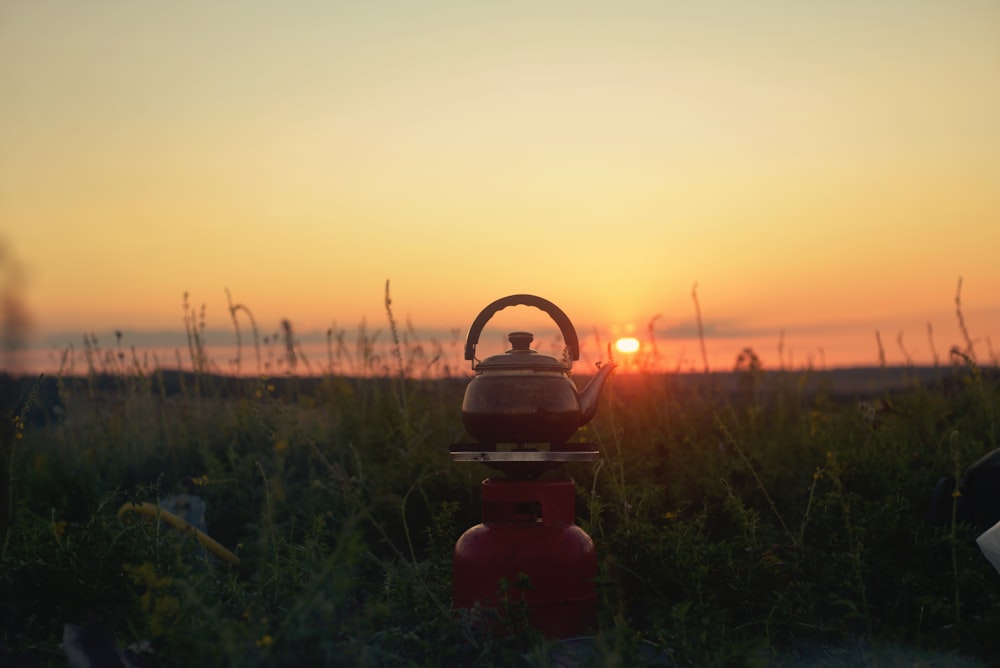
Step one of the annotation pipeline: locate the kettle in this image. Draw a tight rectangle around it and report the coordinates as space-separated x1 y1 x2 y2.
461 294 616 445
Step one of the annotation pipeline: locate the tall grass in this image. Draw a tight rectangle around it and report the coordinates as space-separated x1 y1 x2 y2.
0 284 998 666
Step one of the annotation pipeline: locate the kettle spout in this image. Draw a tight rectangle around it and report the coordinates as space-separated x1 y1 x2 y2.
576 362 617 427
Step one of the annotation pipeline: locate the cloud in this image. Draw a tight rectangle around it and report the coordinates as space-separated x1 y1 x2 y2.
656 319 775 341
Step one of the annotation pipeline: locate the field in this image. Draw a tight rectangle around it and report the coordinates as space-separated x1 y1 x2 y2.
2 323 1000 666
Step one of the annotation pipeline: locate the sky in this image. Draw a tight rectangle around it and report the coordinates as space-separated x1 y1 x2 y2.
1 0 998 375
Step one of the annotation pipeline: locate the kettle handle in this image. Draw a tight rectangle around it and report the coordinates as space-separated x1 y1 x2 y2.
464 294 580 364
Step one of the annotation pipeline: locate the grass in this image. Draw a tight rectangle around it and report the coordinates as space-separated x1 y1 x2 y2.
1 286 999 666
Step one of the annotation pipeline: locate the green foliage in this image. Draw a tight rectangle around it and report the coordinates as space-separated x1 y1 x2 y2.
2 305 999 666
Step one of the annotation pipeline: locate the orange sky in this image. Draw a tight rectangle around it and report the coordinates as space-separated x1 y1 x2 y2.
1 1 998 374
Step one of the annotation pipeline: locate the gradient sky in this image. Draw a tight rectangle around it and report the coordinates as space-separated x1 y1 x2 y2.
1 0 998 373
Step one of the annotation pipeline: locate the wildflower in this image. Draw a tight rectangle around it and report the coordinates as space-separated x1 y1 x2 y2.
273 439 289 454
662 511 679 521
53 519 67 544
256 634 273 648
255 375 270 399
189 474 210 487
125 563 178 636
125 562 173 596
150 595 180 636
808 409 829 436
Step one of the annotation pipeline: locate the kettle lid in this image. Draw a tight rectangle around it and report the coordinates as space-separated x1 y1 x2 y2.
475 331 568 371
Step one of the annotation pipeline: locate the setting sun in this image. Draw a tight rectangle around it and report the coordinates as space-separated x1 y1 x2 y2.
615 337 640 354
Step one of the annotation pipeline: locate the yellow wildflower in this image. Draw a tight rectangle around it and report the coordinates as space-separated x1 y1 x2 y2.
53 520 67 545
150 595 180 637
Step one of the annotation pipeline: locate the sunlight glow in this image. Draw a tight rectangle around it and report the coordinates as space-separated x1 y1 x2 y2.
615 337 640 354
2 2 999 373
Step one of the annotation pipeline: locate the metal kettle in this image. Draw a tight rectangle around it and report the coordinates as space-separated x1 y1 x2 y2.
461 294 616 445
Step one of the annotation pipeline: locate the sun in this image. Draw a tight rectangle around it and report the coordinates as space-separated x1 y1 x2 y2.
614 337 640 354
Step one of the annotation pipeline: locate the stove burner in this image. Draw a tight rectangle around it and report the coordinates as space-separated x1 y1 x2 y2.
450 443 599 478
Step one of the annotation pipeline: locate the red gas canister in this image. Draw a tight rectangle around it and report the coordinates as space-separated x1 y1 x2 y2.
453 478 597 639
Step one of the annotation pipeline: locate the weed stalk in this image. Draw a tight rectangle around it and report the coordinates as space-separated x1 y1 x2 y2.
949 430 962 624
955 276 976 361
1 374 42 561
226 288 262 376
825 450 872 633
716 415 796 548
691 282 709 373
385 280 410 432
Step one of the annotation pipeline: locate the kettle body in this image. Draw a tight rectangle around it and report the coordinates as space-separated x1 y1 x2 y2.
460 295 615 445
